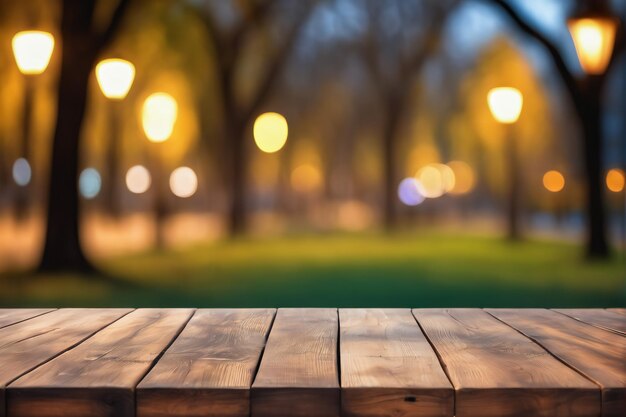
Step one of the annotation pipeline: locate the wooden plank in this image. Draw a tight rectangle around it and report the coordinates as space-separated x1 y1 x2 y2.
413 308 599 417
0 308 131 417
488 308 626 417
137 309 275 417
340 309 453 417
7 308 194 417
607 308 626 316
251 308 339 417
554 308 626 335
0 309 55 329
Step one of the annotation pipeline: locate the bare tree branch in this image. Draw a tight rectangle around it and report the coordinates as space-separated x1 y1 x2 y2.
242 1 316 124
97 0 132 49
489 0 581 105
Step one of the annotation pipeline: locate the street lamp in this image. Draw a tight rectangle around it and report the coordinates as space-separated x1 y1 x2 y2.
487 87 523 240
142 92 178 248
95 58 135 217
568 3 619 75
11 30 55 219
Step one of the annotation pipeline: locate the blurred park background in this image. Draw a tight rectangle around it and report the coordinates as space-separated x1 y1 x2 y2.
0 0 624 308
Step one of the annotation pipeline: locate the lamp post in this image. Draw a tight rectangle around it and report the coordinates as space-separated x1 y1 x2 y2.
11 30 54 219
95 58 136 217
566 1 620 257
141 92 178 248
487 87 523 240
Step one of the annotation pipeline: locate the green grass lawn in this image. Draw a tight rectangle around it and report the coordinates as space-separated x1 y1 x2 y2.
1 232 624 307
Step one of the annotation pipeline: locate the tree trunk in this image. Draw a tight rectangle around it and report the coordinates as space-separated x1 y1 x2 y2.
14 77 34 222
382 96 402 230
103 102 122 218
579 78 609 258
505 126 521 240
38 7 97 273
227 118 246 235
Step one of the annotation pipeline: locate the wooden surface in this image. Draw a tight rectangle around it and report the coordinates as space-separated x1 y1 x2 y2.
0 309 131 417
339 309 453 417
488 308 626 417
413 308 599 417
0 309 54 329
251 308 340 417
0 308 623 417
555 308 626 335
8 309 193 417
137 309 275 417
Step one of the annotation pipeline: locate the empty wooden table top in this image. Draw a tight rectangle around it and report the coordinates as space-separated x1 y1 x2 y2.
0 308 623 417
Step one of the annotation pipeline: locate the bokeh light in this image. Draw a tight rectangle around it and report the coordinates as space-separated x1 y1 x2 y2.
398 177 425 206
11 31 54 75
416 165 445 198
253 112 288 153
291 164 322 193
95 59 136 100
568 18 618 74
448 161 476 195
79 168 101 199
435 163 455 193
126 165 151 194
487 87 523 124
543 170 565 192
169 166 198 198
12 158 31 186
142 92 178 142
606 168 625 192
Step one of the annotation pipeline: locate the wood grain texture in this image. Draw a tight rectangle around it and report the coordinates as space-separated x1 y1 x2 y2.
251 308 339 417
7 308 194 417
413 308 599 417
488 308 626 417
137 309 276 417
0 308 131 417
0 309 55 329
607 308 626 316
554 308 626 335
340 309 453 417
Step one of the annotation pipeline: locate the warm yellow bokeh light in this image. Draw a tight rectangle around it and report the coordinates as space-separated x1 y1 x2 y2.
448 161 476 195
142 92 178 142
416 165 445 198
568 17 618 74
12 31 54 75
253 112 288 153
291 164 322 193
435 163 455 193
543 170 565 192
169 166 198 198
95 58 135 100
126 165 151 194
487 87 523 124
606 168 625 192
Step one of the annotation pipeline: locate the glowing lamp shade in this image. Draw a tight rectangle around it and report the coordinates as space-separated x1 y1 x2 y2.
95 59 135 99
253 112 288 153
126 165 151 194
169 166 198 198
398 178 424 206
606 168 625 192
487 87 523 124
142 93 178 142
543 170 565 192
568 17 618 74
12 31 54 75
